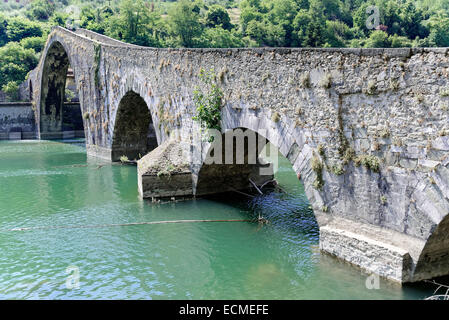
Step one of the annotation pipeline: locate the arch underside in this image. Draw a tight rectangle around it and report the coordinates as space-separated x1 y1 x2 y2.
111 91 157 161
39 41 84 139
413 214 449 281
195 128 275 196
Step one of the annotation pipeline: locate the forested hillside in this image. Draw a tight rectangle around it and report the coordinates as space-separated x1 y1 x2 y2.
1 0 449 99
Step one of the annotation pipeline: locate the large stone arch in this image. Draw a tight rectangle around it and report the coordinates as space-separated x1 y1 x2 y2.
413 200 449 281
111 91 157 161
193 110 322 220
38 39 84 139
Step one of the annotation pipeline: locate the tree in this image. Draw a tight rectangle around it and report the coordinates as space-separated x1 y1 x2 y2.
324 20 353 47
199 26 244 48
292 9 326 47
51 11 70 27
168 0 204 47
2 81 19 101
105 0 162 46
0 42 38 88
428 17 449 47
26 0 56 21
389 34 411 47
6 17 43 42
398 1 428 39
205 5 233 30
0 14 7 47
364 30 391 48
20 36 46 53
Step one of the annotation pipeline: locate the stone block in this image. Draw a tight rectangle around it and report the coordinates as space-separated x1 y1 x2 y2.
8 132 21 140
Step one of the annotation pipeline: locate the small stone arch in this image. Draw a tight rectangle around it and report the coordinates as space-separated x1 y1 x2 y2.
111 91 157 161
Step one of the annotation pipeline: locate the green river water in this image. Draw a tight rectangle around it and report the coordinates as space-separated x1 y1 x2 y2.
0 139 439 299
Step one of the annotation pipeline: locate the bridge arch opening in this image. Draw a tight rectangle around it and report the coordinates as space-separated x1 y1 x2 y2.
39 41 84 140
196 127 274 196
414 214 449 281
111 91 157 162
194 126 317 235
195 127 310 201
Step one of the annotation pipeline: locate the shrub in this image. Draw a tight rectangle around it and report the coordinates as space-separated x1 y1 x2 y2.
193 68 223 138
2 81 19 101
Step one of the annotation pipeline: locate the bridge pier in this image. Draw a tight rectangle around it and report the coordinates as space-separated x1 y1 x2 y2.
137 137 274 200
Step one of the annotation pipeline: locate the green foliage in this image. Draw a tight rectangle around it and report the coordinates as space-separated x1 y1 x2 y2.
311 154 324 190
65 88 75 102
169 0 204 47
199 26 244 48
1 0 449 98
205 5 233 30
427 17 449 47
354 154 381 173
331 163 345 175
0 14 7 47
0 42 38 88
364 30 391 48
193 68 224 137
105 0 162 46
26 0 56 21
6 17 43 43
20 36 46 53
2 81 19 101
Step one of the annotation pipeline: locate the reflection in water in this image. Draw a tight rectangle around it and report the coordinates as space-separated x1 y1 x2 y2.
0 140 440 299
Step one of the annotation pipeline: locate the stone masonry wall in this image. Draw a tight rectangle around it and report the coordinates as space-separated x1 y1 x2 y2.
0 103 35 139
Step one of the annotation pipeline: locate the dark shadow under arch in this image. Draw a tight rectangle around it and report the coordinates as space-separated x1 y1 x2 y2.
414 214 449 281
111 91 157 161
39 41 84 139
196 127 277 196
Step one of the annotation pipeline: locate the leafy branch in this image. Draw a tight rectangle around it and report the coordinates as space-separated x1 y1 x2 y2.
193 68 223 141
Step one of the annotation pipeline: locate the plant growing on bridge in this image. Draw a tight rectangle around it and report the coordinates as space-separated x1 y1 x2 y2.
300 72 310 88
366 80 377 95
311 154 324 190
320 73 332 89
440 87 449 97
354 154 381 173
271 111 280 123
193 68 224 141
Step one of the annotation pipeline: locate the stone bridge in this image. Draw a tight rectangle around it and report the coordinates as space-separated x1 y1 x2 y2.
30 26 449 283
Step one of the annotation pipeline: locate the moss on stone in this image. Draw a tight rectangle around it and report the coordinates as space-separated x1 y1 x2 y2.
320 73 332 89
271 111 280 123
354 154 381 173
366 80 377 95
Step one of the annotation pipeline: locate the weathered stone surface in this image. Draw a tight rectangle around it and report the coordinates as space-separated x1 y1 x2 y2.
0 103 35 139
30 26 449 283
